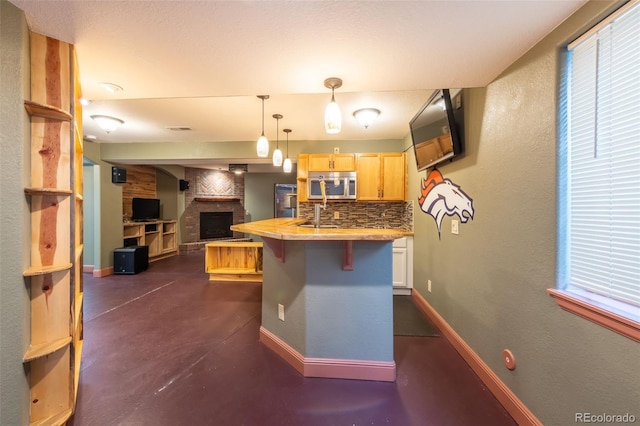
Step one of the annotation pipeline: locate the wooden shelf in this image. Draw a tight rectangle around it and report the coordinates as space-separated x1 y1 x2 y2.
24 100 72 121
29 408 73 426
207 267 262 275
123 220 177 260
205 242 263 282
24 32 83 425
23 263 73 277
194 197 241 202
23 336 72 362
73 340 83 403
73 292 83 333
24 187 73 196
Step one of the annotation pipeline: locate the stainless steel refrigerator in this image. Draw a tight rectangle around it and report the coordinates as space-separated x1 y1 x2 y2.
274 184 297 218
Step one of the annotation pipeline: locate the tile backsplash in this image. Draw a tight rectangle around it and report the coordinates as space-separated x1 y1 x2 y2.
298 201 413 232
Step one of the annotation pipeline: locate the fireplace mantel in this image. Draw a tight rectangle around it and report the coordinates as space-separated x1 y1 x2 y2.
194 197 241 202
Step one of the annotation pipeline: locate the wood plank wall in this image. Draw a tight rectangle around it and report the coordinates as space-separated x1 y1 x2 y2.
121 165 157 219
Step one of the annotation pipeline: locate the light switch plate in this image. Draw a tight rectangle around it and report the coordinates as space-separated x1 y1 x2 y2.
333 147 340 154
278 304 285 321
451 220 459 235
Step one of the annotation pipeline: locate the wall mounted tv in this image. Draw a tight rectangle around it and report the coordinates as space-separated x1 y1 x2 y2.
132 197 160 222
409 88 464 172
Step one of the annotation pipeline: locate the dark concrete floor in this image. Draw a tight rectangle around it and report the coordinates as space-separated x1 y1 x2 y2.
70 251 516 426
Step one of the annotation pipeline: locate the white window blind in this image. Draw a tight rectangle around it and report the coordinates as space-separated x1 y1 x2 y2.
564 0 640 312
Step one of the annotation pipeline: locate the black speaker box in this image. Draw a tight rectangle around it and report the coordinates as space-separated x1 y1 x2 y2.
112 166 127 183
113 246 149 275
179 179 190 191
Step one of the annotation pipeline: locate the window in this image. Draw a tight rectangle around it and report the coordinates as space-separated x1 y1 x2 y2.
550 0 640 342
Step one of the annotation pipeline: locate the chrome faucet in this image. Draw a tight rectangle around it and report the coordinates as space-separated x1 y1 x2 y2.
314 203 323 228
314 179 327 228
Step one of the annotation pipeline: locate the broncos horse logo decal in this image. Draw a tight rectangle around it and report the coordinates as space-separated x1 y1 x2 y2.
418 169 474 238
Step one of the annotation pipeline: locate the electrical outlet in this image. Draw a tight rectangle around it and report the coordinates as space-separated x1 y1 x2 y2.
278 304 285 321
451 220 459 235
333 147 340 154
428 280 432 293
333 211 339 219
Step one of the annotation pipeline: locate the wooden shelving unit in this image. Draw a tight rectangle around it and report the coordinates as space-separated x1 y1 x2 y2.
123 220 177 261
162 221 177 254
205 242 263 282
22 32 83 425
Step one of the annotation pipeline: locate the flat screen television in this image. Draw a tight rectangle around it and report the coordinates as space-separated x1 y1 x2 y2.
409 88 464 172
131 197 160 222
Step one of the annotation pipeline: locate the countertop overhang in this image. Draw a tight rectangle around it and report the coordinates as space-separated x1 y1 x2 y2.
231 218 412 241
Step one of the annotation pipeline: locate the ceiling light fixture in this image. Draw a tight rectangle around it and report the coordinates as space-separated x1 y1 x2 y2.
99 82 123 94
324 77 343 134
272 114 283 167
90 115 124 133
353 108 381 129
229 164 248 174
283 129 292 173
256 95 270 158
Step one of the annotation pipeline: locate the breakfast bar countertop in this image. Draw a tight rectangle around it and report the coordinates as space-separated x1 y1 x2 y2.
231 218 412 241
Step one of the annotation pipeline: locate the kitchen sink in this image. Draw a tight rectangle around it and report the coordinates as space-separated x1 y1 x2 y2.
297 224 339 229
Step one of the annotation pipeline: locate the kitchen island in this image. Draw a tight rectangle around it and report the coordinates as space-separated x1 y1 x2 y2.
231 218 410 382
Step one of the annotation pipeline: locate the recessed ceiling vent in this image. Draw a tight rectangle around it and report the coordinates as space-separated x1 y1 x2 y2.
166 126 192 131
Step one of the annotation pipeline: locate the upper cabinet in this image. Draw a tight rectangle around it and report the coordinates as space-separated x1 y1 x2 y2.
308 153 356 172
298 152 406 203
356 153 406 201
297 154 309 202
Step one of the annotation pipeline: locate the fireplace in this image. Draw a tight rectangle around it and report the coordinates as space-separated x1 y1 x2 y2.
200 212 233 240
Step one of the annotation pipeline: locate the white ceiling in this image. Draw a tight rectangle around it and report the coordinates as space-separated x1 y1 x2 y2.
10 0 586 169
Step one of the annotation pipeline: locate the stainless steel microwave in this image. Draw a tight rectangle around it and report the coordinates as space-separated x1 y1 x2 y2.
308 171 357 200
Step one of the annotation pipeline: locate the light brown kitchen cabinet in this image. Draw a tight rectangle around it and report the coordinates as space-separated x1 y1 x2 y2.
297 154 309 202
308 153 356 171
356 153 406 201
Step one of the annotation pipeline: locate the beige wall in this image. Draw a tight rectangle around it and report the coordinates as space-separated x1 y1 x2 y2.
4 1 638 424
407 1 639 424
84 141 125 271
98 138 406 165
0 1 31 424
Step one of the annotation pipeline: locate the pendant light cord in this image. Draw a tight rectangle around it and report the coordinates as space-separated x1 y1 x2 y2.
261 98 265 137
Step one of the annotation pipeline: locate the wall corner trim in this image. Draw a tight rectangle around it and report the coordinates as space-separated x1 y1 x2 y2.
92 266 113 278
259 326 396 382
411 291 542 426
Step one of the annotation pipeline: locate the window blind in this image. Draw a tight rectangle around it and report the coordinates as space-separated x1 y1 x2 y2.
566 0 640 308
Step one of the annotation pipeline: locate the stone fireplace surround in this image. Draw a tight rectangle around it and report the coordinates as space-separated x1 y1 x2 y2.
181 168 246 252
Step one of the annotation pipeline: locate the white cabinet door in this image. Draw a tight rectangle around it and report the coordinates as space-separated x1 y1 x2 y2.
392 237 413 295
392 247 407 287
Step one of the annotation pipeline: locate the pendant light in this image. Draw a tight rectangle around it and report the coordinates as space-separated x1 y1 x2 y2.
283 128 292 173
324 77 342 134
256 95 270 157
272 114 283 167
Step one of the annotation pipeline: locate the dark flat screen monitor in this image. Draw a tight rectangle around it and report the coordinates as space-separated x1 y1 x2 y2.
409 88 464 172
131 197 160 222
